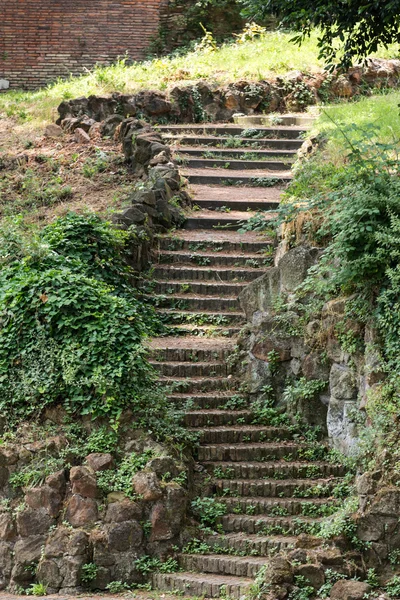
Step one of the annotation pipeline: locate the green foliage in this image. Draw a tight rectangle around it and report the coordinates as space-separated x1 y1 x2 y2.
96 450 155 498
0 213 193 446
191 497 227 528
317 569 347 599
386 575 400 598
135 556 179 576
27 583 48 596
288 575 314 600
283 378 327 411
85 426 119 454
240 0 400 69
106 581 131 593
81 563 98 583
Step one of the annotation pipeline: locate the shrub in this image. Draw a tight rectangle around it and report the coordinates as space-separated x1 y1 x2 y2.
191 497 227 528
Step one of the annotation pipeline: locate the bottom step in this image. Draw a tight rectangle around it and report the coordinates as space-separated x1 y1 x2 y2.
179 554 267 578
152 572 253 599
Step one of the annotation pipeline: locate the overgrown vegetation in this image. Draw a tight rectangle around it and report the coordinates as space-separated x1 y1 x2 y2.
0 212 189 444
276 105 400 479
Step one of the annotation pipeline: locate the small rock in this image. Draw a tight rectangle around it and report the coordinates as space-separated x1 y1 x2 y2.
86 453 114 472
105 499 142 523
88 122 102 140
74 128 91 144
330 580 371 600
25 485 63 518
132 471 162 502
16 508 53 537
44 124 63 138
107 521 143 551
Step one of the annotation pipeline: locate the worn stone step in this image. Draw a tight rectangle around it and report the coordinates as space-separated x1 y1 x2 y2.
150 346 232 363
184 158 293 171
234 114 316 127
165 135 303 150
197 426 292 444
152 361 229 378
160 124 307 138
214 477 339 498
160 377 239 393
149 294 241 311
168 394 247 410
152 572 253 599
183 209 275 231
205 532 297 556
178 554 267 578
154 265 268 283
194 198 279 211
154 279 247 296
220 514 323 535
156 251 272 268
156 230 273 253
222 496 337 516
176 146 297 158
204 461 346 480
165 324 241 337
184 168 292 186
185 410 253 427
198 442 308 462
157 308 246 325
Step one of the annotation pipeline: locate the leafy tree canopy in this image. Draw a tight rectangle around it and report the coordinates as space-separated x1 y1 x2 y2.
240 0 400 68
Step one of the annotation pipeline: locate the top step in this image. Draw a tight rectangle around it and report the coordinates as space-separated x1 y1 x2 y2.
157 124 308 140
234 114 317 128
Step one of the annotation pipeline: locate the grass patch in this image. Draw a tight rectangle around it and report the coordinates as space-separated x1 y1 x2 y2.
1 30 400 136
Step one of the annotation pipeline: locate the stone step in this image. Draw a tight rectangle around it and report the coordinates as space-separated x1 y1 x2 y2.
204 461 346 480
160 124 307 138
165 324 241 337
160 377 239 393
185 410 253 427
156 251 272 268
234 114 316 127
154 279 247 297
183 209 275 231
220 514 323 535
197 426 292 444
165 134 303 150
221 496 337 517
152 361 229 378
150 346 232 363
150 294 241 311
184 158 293 171
205 532 298 555
194 198 279 211
179 554 267 578
176 146 297 158
213 477 338 498
168 394 247 410
158 308 246 326
198 443 310 462
156 230 273 253
184 168 291 186
154 264 268 283
152 572 253 599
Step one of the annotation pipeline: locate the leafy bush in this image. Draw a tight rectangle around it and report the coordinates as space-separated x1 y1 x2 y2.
96 450 155 498
386 575 400 598
0 213 192 445
81 563 98 583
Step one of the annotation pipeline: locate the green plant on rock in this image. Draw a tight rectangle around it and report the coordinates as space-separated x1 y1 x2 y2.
288 575 314 600
81 563 98 583
317 569 347 599
96 450 155 498
106 581 131 593
27 583 48 596
386 575 400 598
191 497 227 528
135 556 179 576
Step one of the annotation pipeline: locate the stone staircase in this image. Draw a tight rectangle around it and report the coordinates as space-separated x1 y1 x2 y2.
147 117 343 598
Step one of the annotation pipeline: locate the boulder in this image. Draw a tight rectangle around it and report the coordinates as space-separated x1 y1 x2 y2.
330 364 358 400
65 495 98 527
25 484 63 518
16 507 53 537
106 520 143 552
86 453 114 472
0 513 16 541
330 580 371 600
105 499 143 523
100 114 124 138
264 557 294 585
132 471 162 501
70 465 97 498
295 563 324 590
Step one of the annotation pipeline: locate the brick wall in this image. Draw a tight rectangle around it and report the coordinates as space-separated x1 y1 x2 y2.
0 0 169 90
